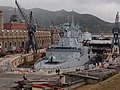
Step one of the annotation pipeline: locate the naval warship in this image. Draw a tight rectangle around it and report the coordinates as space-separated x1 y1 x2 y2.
34 17 94 69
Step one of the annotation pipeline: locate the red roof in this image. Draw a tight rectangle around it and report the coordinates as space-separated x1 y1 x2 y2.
32 83 54 88
4 23 27 30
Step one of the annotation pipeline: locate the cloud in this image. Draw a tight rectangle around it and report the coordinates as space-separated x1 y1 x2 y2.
0 0 120 22
75 0 120 4
72 0 119 22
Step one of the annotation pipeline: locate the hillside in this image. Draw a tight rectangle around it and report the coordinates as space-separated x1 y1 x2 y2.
75 73 120 90
0 6 113 33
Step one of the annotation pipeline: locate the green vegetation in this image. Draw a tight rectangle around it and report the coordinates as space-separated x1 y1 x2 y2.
0 6 113 33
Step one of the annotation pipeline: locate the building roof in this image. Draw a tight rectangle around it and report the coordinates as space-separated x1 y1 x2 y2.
88 40 112 44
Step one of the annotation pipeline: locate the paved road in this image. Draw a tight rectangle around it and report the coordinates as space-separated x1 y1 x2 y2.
0 72 58 89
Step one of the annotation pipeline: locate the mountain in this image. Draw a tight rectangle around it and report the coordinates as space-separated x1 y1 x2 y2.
0 6 113 33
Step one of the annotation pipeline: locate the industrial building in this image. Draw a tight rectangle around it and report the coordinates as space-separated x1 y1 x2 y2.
0 10 59 52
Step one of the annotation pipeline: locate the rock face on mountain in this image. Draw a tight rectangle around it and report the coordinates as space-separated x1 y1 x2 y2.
0 6 112 33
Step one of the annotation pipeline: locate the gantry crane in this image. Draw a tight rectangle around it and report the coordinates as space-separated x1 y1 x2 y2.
15 0 37 53
111 12 120 54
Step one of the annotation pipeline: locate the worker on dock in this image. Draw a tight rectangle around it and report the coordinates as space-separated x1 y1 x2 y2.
56 69 60 75
23 74 28 81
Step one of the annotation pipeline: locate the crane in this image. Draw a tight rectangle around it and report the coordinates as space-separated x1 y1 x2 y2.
111 12 120 54
15 0 37 54
51 21 57 31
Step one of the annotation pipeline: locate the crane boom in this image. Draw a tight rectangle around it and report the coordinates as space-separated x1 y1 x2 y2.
15 0 37 53
15 0 29 28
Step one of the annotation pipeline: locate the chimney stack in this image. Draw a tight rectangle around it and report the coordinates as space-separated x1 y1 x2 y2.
0 11 3 30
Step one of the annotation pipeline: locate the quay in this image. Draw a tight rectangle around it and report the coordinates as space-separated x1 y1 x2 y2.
0 50 118 90
0 33 119 90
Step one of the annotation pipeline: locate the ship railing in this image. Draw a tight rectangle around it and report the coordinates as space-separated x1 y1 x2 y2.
39 65 86 74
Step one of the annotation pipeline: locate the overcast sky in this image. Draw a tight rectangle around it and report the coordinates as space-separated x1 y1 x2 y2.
0 0 120 22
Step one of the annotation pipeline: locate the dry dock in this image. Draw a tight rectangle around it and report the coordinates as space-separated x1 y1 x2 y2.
0 45 120 90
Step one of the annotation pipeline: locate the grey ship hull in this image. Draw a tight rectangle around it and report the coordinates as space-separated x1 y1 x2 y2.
34 47 93 69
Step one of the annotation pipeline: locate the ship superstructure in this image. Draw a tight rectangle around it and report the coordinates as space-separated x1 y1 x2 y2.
34 16 94 69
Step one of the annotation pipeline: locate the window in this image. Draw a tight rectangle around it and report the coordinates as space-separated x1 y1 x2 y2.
21 41 24 47
5 43 7 48
9 42 12 46
10 33 12 36
42 40 44 45
14 32 17 36
5 32 7 36
0 32 2 36
14 42 16 46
